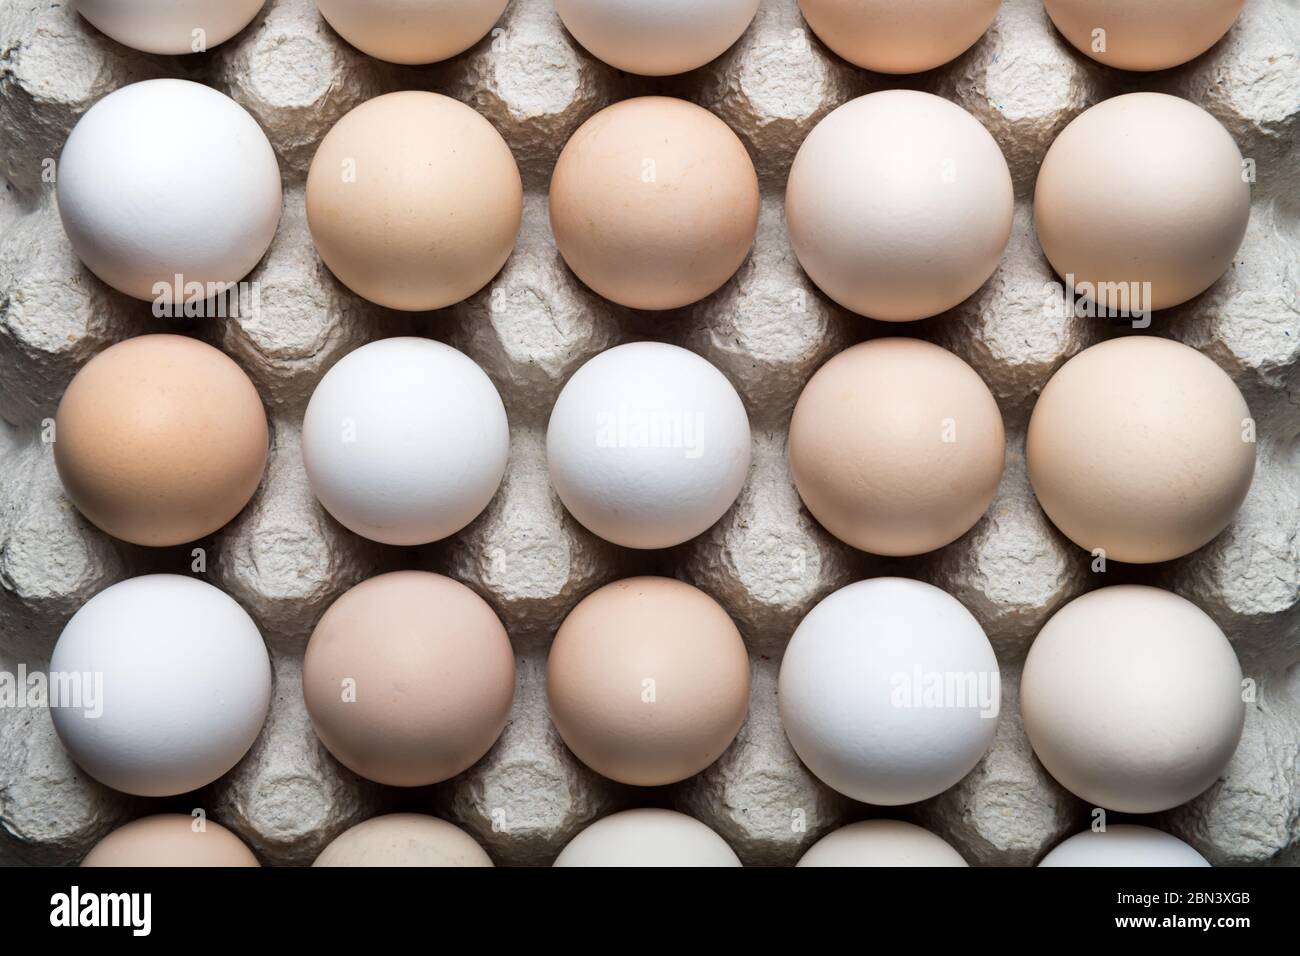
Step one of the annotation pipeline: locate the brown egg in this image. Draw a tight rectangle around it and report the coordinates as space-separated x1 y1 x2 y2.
788 338 1006 556
1027 337 1255 563
313 814 494 867
548 96 760 311
82 815 259 867
547 577 751 787
1044 0 1244 71
799 0 1001 74
305 91 523 311
303 571 515 787
54 334 268 547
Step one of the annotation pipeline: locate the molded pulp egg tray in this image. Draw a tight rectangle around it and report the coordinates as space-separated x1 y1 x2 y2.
1 0 1298 867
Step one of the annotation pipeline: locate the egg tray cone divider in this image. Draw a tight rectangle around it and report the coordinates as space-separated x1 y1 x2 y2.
1 0 1297 867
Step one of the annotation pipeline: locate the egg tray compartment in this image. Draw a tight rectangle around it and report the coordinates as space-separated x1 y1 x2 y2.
0 0 1297 867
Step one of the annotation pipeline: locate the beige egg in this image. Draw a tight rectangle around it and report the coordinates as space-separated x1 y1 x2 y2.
1045 0 1245 71
303 571 515 787
82 815 259 867
313 814 493 867
316 0 507 65
799 0 1001 74
1035 93 1250 314
306 91 522 311
788 338 1005 557
549 96 759 311
796 820 969 867
547 577 751 786
1027 337 1255 564
54 334 268 547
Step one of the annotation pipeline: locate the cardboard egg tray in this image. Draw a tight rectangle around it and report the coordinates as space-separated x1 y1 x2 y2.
0 0 1296 867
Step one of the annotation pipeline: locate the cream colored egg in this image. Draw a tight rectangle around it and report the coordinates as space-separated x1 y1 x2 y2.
306 92 522 311
548 96 759 311
82 815 259 867
313 815 493 867
75 0 264 55
1045 0 1244 71
1027 337 1255 564
1021 586 1245 814
556 0 760 76
797 821 968 867
553 809 741 867
799 0 1001 74
789 339 1005 557
316 0 507 65
785 90 1012 322
1034 93 1250 314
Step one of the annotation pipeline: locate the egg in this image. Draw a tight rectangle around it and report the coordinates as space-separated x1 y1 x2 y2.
549 97 759 310
553 809 742 867
788 339 1005 557
547 577 750 787
313 814 493 867
57 79 282 303
779 578 1000 806
1045 0 1245 71
1022 586 1244 814
82 815 260 867
556 0 759 76
50 575 272 797
306 92 522 311
1039 825 1211 867
316 0 507 65
301 337 509 546
796 820 969 867
1027 337 1254 563
54 334 269 547
1034 93 1250 313
786 90 1012 321
74 0 265 55
303 572 515 787
798 0 1001 74
547 342 751 550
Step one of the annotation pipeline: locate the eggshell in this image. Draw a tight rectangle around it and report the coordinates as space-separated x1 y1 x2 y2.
796 820 969 867
799 0 1001 74
57 79 282 303
778 577 1000 806
74 0 265 55
1022 586 1245 814
316 0 506 64
1035 93 1249 313
1027 337 1254 564
548 97 759 310
303 572 515 787
54 334 269 547
49 575 272 798
1045 0 1245 71
313 814 493 867
553 809 742 867
82 815 260 867
546 342 752 550
788 338 1005 557
1039 825 1211 867
786 90 1012 321
301 337 509 546
547 577 751 787
556 0 759 76
305 91 522 311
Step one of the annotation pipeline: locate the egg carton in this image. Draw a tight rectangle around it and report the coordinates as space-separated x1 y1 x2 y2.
0 0 1297 868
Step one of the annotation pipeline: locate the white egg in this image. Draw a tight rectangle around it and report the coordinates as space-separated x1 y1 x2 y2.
553 809 742 867
302 337 510 546
779 577 1001 806
316 0 508 65
546 342 752 550
57 79 282 304
1021 585 1245 814
49 575 272 798
556 0 760 76
75 0 265 54
1039 826 1211 867
797 820 969 867
785 90 1013 321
